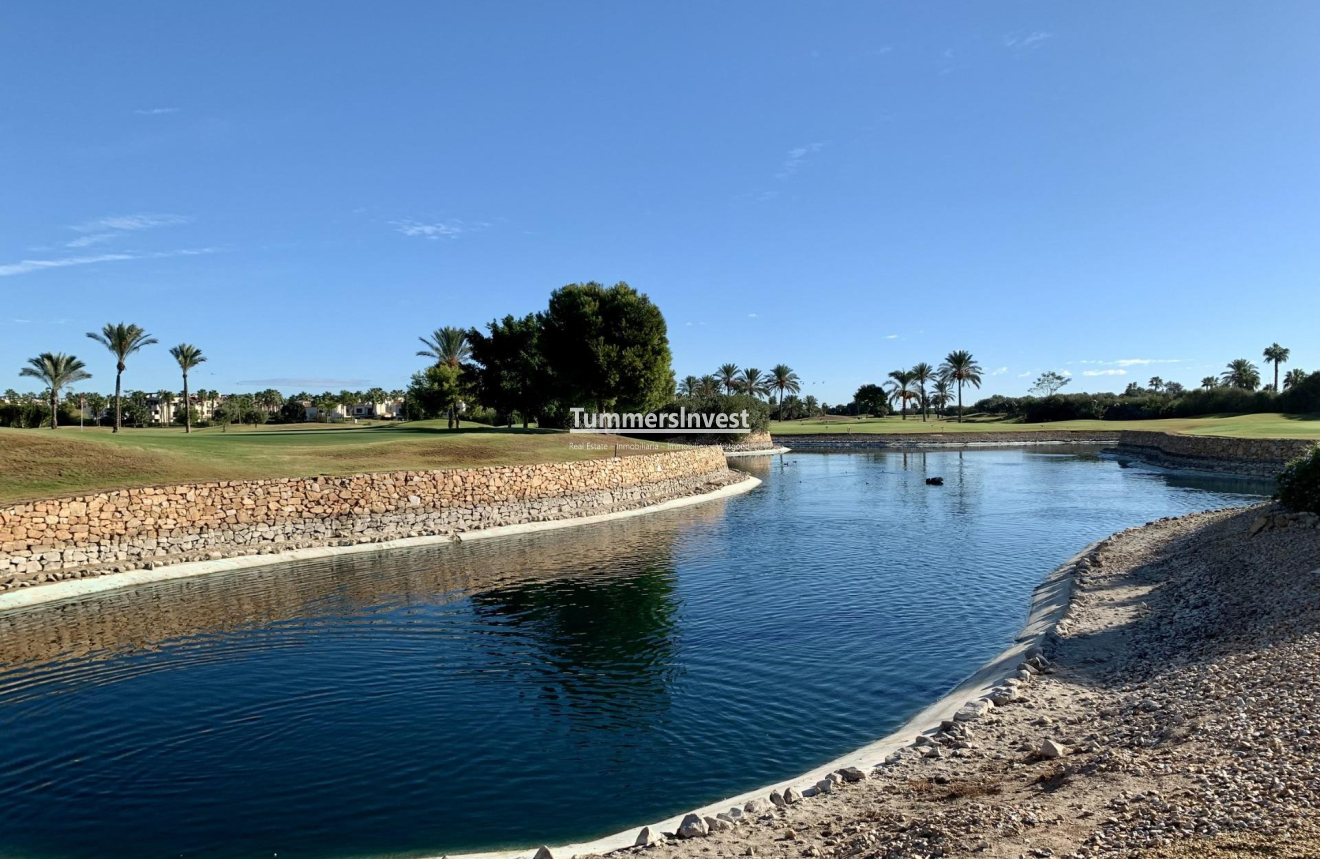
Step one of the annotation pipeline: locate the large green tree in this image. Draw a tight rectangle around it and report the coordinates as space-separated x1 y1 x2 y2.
87 322 157 432
468 313 548 428
18 352 91 429
539 281 674 414
854 383 888 417
938 350 984 422
168 343 206 433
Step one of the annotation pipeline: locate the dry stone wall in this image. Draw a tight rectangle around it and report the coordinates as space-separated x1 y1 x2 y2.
1110 431 1315 477
0 447 732 588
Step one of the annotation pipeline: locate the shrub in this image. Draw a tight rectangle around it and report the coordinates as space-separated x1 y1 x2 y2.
1279 371 1320 414
650 393 770 443
1277 445 1320 514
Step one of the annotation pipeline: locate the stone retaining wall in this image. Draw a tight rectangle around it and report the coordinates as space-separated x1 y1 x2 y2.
1109 431 1315 477
722 430 775 452
0 447 731 588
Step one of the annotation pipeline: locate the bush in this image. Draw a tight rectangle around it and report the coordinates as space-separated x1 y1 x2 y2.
1279 371 1320 414
648 393 770 443
1277 445 1320 514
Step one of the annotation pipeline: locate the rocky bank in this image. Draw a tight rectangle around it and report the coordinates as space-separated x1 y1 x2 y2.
568 503 1320 859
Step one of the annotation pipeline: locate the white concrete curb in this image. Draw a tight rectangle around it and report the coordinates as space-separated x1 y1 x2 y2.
723 446 791 458
443 537 1089 859
0 475 762 614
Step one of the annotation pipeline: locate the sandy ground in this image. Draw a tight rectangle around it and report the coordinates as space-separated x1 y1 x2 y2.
589 503 1320 859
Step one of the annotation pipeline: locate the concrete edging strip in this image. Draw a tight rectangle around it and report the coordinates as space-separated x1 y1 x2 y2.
0 474 762 614
723 446 791 458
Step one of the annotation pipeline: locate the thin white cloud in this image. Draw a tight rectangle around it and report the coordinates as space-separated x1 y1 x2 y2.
1003 31 1053 49
1017 372 1032 378
747 313 759 318
775 143 824 181
991 366 1008 375
70 213 192 233
65 232 118 248
884 334 899 340
391 219 489 241
0 247 217 277
1083 369 1128 377
134 107 180 115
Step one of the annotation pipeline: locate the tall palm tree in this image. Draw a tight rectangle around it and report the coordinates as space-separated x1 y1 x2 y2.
1148 376 1164 393
930 377 953 420
697 375 720 398
910 362 935 421
717 363 740 394
417 326 472 367
18 353 91 429
736 367 771 397
679 375 698 397
1220 358 1261 390
168 343 206 433
1283 368 1308 390
1201 376 1218 390
938 350 984 423
417 326 471 427
87 322 158 432
770 364 801 420
885 369 919 420
364 387 388 417
1263 343 1290 392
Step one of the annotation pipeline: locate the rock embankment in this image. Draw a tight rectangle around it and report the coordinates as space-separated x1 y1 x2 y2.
580 504 1320 859
1108 431 1314 477
0 447 736 590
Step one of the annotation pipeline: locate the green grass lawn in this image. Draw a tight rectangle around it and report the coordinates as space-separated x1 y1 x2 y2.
0 421 677 505
771 413 1320 439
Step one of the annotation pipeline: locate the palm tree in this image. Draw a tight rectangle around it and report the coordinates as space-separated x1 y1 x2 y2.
886 369 919 419
168 344 206 433
679 375 698 397
736 367 771 397
417 326 471 427
910 362 935 421
87 322 158 432
364 387 388 417
1220 358 1261 390
770 364 801 420
1283 368 1308 390
417 326 472 367
697 375 720 398
1201 376 1218 390
717 363 740 394
158 389 175 425
19 353 91 429
1263 343 1290 392
930 378 953 419
938 350 984 423
1148 376 1164 393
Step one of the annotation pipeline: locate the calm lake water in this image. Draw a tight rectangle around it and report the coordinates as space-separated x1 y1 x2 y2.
0 448 1268 859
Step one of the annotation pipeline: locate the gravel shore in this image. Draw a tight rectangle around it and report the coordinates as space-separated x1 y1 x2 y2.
592 503 1320 859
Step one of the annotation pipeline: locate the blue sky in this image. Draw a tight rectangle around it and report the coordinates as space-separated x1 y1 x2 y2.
2 2 1317 404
